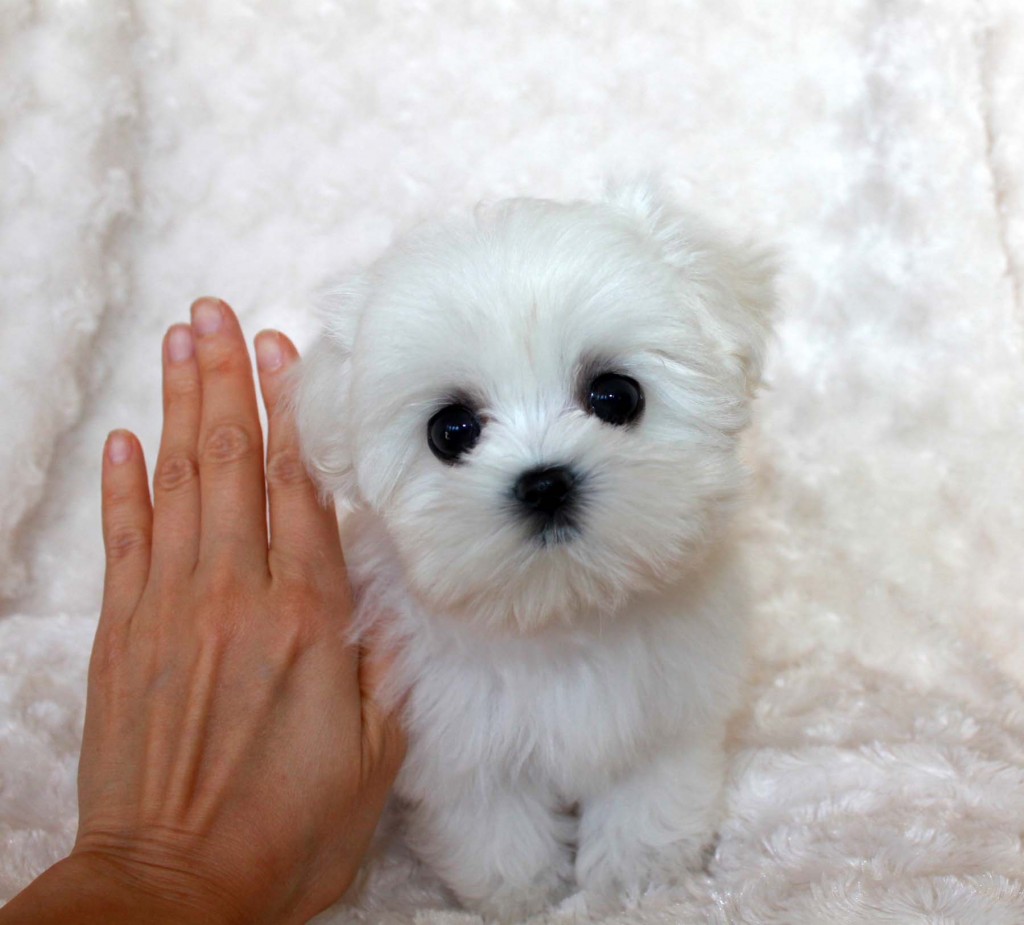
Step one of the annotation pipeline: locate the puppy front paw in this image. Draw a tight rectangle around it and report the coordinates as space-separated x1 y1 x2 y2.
465 860 574 923
576 742 724 903
407 786 574 923
576 825 713 902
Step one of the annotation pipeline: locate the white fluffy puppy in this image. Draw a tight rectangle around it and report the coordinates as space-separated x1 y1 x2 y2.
296 183 774 921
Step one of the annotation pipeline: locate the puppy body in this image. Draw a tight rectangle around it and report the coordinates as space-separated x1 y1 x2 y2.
298 186 773 919
348 509 745 918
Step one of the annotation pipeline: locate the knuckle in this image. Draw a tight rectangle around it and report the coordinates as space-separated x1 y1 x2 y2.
265 449 309 489
272 555 342 603
106 525 149 561
153 453 198 493
201 421 256 466
198 611 244 651
165 371 201 404
361 712 406 779
197 556 263 608
200 344 242 377
91 621 130 677
278 612 321 658
274 579 315 617
102 481 135 509
191 581 247 640
269 585 325 645
199 556 243 597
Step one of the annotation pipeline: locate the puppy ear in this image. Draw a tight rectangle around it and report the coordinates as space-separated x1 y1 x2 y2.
607 178 777 394
293 276 368 504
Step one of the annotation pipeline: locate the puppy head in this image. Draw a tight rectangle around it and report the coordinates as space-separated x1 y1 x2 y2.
297 184 774 632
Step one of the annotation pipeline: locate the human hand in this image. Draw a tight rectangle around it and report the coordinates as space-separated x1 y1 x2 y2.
2 299 404 925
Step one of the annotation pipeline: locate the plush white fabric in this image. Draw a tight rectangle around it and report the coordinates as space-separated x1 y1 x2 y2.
2 1 1023 921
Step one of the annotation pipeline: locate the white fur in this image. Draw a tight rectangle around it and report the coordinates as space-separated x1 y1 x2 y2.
296 186 774 919
5 3 1024 923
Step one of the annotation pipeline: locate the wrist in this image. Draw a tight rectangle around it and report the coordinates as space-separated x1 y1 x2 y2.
0 851 248 925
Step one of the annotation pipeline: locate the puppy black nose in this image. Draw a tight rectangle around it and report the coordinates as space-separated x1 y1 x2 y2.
514 465 577 515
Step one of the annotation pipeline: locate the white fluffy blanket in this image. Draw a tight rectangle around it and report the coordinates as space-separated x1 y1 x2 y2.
2 2 1024 922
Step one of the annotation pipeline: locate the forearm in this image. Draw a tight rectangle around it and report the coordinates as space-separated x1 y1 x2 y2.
0 854 242 925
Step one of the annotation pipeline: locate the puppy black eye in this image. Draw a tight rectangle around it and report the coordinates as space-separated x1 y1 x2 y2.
427 404 482 463
586 373 644 426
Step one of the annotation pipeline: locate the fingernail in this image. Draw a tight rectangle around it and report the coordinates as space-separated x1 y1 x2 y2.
107 430 132 464
166 325 194 363
191 298 223 335
255 331 283 372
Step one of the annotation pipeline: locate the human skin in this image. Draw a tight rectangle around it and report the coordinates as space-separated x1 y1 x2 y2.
0 298 405 925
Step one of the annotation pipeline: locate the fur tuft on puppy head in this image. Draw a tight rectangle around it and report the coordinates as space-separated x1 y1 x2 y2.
606 179 777 397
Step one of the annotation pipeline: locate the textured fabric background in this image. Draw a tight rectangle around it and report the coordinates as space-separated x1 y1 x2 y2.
2 1 1023 921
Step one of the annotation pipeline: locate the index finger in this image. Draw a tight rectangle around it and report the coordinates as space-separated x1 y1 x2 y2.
254 330 345 581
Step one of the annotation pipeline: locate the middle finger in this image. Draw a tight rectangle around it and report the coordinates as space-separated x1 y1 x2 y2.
190 297 268 567
151 324 201 574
